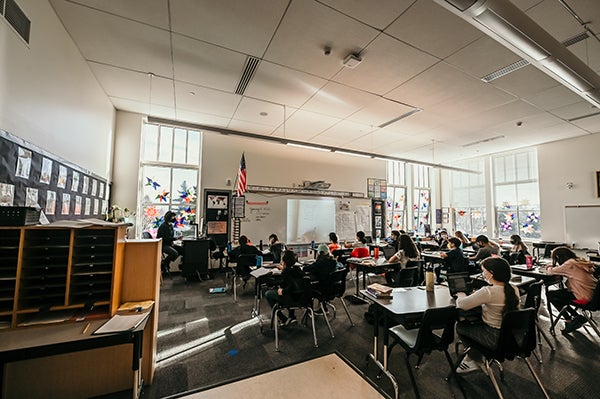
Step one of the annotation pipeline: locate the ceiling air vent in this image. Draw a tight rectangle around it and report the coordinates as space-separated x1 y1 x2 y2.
235 56 261 95
4 0 30 43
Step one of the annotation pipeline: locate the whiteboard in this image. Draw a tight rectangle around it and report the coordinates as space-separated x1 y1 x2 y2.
238 193 371 245
564 205 600 250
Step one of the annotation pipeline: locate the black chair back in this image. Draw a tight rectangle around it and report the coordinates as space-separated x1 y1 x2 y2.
523 280 544 312
414 306 457 353
397 266 419 287
289 276 315 308
382 246 397 259
585 280 600 311
141 231 152 239
329 268 348 299
234 254 257 277
496 308 537 361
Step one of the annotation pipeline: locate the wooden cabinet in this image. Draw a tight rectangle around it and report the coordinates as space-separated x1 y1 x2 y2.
0 224 161 398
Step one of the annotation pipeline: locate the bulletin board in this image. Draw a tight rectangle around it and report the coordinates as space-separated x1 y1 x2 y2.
238 192 371 245
0 130 109 222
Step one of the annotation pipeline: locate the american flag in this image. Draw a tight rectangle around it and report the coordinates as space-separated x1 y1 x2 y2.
236 153 247 197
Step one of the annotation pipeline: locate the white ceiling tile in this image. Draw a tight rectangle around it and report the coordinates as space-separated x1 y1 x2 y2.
170 0 289 56
316 120 376 142
301 82 379 119
570 113 600 133
524 85 583 111
174 82 241 118
490 65 560 98
333 34 439 95
50 0 170 29
347 98 414 127
318 0 413 30
175 109 233 128
244 61 327 108
524 0 582 41
51 0 173 76
445 36 522 79
271 109 339 141
233 97 286 127
90 63 174 107
263 0 379 78
110 97 176 119
549 100 600 120
172 34 248 92
386 0 482 59
227 119 277 136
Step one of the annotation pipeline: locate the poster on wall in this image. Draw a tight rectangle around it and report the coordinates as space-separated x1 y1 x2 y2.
15 147 32 179
75 196 82 215
57 166 67 189
71 171 80 192
0 183 15 206
82 175 89 194
99 182 104 198
25 188 38 207
93 198 99 214
207 194 228 209
84 197 91 215
91 179 97 197
40 158 52 184
46 190 56 215
61 193 71 215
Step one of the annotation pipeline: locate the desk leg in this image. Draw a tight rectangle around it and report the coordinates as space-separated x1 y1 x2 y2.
355 267 360 297
367 304 399 399
132 331 143 399
545 283 555 335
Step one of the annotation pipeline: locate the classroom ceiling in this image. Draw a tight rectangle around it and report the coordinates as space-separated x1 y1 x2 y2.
49 0 600 165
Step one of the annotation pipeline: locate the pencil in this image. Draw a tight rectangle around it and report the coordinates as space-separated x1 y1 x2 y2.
82 322 90 334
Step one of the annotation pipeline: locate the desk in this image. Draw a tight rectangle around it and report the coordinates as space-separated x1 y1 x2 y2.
348 258 400 297
249 265 282 331
0 315 149 399
511 264 563 331
362 285 454 399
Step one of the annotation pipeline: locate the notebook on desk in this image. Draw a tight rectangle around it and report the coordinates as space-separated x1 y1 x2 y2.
446 272 472 297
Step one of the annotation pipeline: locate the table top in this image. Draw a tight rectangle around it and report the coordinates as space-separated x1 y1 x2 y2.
362 285 454 316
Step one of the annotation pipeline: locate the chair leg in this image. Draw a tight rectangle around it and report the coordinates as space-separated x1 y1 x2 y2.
582 312 600 336
320 302 334 338
339 297 355 326
444 350 467 399
484 359 505 399
307 308 318 348
405 353 421 399
448 345 469 380
274 306 280 352
537 320 555 351
524 357 551 399
415 353 424 368
550 306 571 335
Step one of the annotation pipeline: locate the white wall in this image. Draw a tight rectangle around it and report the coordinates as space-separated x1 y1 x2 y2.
0 0 115 177
111 111 143 210
538 133 600 243
201 132 385 194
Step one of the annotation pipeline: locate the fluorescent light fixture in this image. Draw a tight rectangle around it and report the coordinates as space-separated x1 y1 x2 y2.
474 9 550 61
544 59 593 92
287 143 331 152
335 150 371 158
378 108 422 128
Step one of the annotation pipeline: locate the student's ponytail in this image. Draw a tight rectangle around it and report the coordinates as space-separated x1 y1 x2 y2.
481 257 519 314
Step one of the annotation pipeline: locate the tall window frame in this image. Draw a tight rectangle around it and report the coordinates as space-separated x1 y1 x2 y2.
450 159 486 236
492 149 540 240
386 161 407 235
138 123 202 238
412 165 431 235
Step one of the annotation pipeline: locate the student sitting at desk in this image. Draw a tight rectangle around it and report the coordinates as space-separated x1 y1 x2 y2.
454 230 471 249
390 230 401 251
385 234 421 285
328 232 341 253
265 250 304 327
545 246 597 334
455 257 520 373
436 229 450 250
304 244 338 289
156 211 183 273
344 231 369 258
507 234 530 265
469 235 499 262
228 235 263 279
268 233 285 263
440 237 468 273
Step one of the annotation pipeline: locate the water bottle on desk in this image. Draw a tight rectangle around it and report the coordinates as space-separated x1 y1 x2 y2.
425 265 435 292
525 255 533 269
256 255 263 267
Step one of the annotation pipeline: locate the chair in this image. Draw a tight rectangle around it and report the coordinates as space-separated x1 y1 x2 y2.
523 281 555 362
550 280 600 337
387 306 458 399
271 276 318 351
313 268 355 338
386 266 419 288
453 308 550 399
227 254 257 301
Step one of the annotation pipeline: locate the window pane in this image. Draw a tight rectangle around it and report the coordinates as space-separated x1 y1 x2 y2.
497 210 517 238
158 126 173 162
519 210 541 239
187 130 200 165
494 157 505 183
142 124 159 161
172 168 198 205
142 166 171 205
516 152 529 180
495 184 517 208
173 128 187 163
517 182 539 209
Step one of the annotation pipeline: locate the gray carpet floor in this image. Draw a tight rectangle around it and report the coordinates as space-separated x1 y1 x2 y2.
100 270 600 399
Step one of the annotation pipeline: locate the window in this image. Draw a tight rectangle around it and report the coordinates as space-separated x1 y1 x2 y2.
412 165 431 235
493 150 540 239
139 124 201 238
386 161 407 235
451 159 486 236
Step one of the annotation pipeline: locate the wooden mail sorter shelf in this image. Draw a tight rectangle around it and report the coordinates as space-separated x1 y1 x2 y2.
0 225 126 329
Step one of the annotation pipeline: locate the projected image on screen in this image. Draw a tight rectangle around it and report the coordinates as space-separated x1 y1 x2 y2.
287 199 335 244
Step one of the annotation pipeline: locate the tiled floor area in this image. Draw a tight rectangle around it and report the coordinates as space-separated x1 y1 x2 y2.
105 269 600 398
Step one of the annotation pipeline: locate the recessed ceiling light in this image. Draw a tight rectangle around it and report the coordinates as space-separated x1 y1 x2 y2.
259 112 268 116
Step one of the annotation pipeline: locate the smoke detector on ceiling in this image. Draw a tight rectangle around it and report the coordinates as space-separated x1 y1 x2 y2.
343 53 362 68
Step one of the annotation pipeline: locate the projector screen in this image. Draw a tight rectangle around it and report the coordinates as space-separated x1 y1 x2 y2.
286 198 335 244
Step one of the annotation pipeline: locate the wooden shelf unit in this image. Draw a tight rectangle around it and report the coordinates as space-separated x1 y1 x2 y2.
0 224 161 398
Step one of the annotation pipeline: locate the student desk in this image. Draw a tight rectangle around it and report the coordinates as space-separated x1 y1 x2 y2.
347 258 401 297
0 315 149 399
249 264 282 330
511 264 563 332
362 285 454 399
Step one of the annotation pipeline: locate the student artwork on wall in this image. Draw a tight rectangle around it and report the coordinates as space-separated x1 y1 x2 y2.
0 130 110 222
